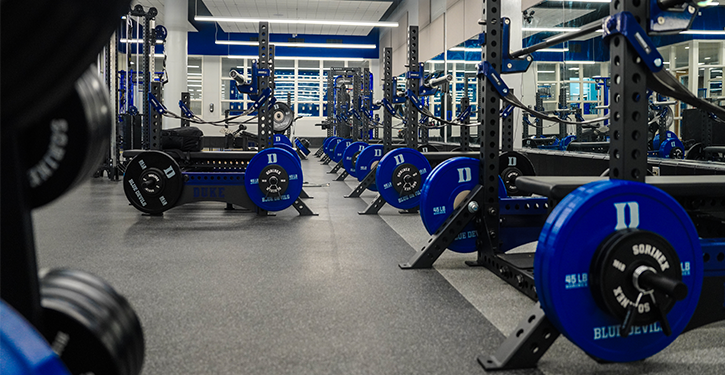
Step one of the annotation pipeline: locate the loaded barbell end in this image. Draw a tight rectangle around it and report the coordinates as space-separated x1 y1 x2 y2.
633 265 688 301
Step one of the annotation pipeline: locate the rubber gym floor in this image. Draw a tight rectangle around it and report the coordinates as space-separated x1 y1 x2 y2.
33 154 725 375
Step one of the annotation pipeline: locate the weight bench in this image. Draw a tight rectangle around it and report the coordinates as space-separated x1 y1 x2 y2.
516 175 725 209
124 149 258 161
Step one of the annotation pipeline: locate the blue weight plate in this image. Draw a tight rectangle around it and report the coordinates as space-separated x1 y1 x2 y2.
419 157 506 253
245 147 303 211
322 137 335 152
356 145 384 192
535 180 703 363
332 139 352 163
273 133 293 147
658 137 685 159
343 141 369 178
294 139 310 156
275 143 301 165
324 137 342 157
375 148 432 210
1 301 70 375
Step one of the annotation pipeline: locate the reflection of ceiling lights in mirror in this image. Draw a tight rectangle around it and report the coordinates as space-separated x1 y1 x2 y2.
539 48 569 53
120 39 163 44
195 16 398 28
216 40 375 49
188 65 200 68
565 61 596 65
227 55 364 62
569 67 580 71
680 30 725 36
538 70 555 73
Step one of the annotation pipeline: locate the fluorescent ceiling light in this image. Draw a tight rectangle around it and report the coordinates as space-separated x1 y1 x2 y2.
227 55 364 62
569 67 580 71
216 40 375 49
537 70 556 73
187 73 202 76
524 27 582 33
565 61 596 65
705 57 711 60
685 46 690 49
539 48 570 53
681 30 725 35
121 38 163 44
195 16 398 28
188 65 200 68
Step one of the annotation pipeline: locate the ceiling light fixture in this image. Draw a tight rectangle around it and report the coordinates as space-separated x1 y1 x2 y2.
216 40 375 49
227 55 364 62
681 30 725 35
539 48 570 52
449 47 482 52
121 38 163 44
196 16 398 28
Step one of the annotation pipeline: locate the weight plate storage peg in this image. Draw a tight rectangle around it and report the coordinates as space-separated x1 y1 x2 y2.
273 133 293 148
40 269 145 375
356 145 384 192
324 137 342 157
499 151 535 196
20 67 112 209
343 141 369 178
123 151 184 215
535 180 703 363
375 148 432 210
332 139 353 164
419 157 507 253
0 300 70 375
245 147 303 211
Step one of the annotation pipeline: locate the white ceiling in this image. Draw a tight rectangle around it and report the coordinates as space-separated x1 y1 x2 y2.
131 0 198 32
201 0 394 36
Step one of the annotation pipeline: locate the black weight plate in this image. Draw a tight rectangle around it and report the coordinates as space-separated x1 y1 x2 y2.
1 0 131 130
417 144 439 152
271 102 294 133
123 151 183 214
40 269 145 375
20 68 112 209
499 151 536 196
41 269 145 375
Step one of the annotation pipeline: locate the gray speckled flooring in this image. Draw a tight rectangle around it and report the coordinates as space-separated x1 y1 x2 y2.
31 153 725 375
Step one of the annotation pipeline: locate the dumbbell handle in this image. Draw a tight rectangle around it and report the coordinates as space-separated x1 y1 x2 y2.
635 266 688 301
